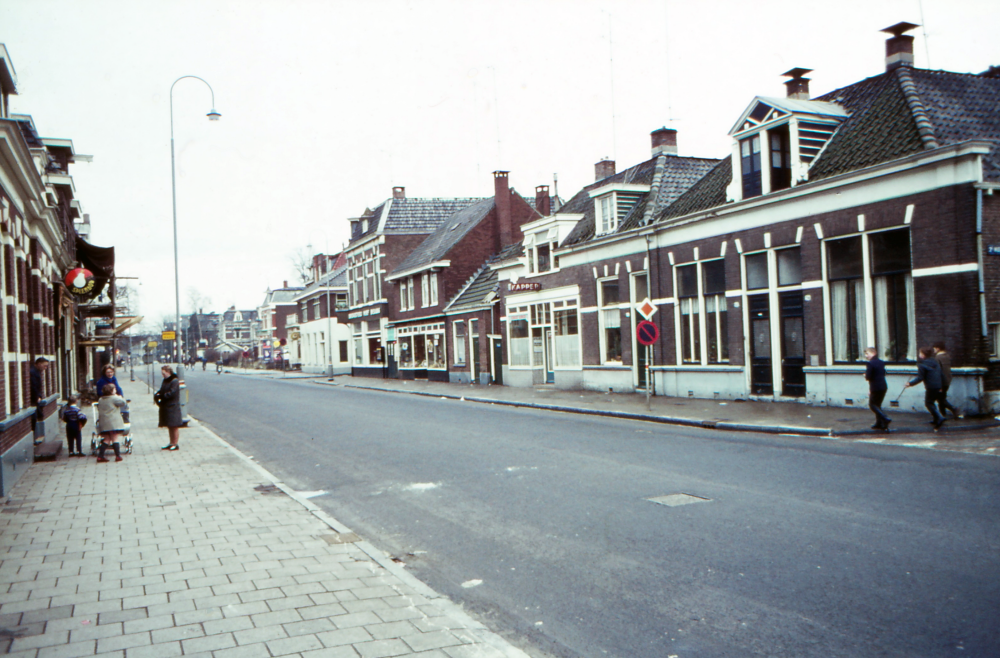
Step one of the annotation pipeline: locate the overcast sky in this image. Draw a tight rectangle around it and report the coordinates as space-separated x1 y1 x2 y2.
2 0 997 325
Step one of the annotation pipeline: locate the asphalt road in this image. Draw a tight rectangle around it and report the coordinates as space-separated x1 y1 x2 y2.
144 368 1000 658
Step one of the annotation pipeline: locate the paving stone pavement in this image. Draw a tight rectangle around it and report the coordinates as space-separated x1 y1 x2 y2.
0 380 529 658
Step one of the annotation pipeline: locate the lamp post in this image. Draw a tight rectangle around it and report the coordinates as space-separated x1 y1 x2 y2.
169 75 220 381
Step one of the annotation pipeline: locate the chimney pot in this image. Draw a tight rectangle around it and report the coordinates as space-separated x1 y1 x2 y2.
782 68 812 100
494 171 513 248
535 185 551 216
650 128 678 156
595 159 616 181
881 22 918 71
283 280 288 289
392 186 405 199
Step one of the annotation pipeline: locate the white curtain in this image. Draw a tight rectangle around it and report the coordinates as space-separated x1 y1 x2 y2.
874 276 890 360
554 335 581 367
832 281 848 361
510 338 530 366
905 273 916 361
853 279 867 362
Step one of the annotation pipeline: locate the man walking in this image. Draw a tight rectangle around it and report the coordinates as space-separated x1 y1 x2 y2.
906 347 947 429
30 357 49 443
864 347 891 431
932 342 962 419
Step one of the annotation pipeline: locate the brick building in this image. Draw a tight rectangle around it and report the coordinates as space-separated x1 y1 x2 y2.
0 44 106 494
291 253 351 374
490 23 1000 414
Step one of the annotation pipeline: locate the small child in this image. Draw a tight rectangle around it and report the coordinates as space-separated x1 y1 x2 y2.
96 383 127 462
60 395 87 457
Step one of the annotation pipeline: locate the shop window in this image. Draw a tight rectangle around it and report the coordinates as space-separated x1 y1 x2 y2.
828 236 865 363
553 308 580 367
599 278 622 363
399 336 412 367
369 337 382 364
777 247 801 286
741 135 762 199
746 252 769 290
677 264 700 363
509 316 530 367
702 259 729 364
339 340 348 363
870 229 914 362
454 321 467 364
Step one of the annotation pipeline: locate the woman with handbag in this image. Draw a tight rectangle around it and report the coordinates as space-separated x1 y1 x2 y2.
155 365 183 450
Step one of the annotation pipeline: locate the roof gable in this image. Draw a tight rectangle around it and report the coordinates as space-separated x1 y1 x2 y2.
391 197 495 276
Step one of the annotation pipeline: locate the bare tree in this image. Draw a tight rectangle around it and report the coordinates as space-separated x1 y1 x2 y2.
289 247 314 286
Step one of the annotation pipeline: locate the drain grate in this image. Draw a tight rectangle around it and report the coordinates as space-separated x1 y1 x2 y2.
647 493 711 507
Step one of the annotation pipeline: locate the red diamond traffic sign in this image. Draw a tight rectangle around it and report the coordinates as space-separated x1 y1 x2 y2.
636 298 657 320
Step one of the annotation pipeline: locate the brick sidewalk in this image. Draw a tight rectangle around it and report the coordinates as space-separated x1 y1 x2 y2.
0 380 529 658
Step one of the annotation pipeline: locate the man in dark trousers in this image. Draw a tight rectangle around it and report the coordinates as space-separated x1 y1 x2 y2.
30 357 49 443
932 342 962 419
906 347 946 429
864 347 891 431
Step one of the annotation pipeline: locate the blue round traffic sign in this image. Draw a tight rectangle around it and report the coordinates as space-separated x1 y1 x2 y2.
636 321 659 346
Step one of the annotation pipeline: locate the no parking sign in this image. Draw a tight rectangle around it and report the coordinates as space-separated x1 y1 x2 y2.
636 321 659 346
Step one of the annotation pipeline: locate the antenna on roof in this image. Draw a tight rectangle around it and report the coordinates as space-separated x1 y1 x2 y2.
917 0 931 67
607 11 618 160
663 0 675 123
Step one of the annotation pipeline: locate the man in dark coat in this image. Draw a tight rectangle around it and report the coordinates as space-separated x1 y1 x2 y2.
906 347 946 428
932 342 961 419
864 347 890 431
30 357 49 442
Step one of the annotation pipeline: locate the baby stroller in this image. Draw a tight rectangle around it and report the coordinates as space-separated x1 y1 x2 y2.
90 398 134 455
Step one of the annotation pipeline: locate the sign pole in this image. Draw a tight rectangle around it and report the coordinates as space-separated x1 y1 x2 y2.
646 344 651 411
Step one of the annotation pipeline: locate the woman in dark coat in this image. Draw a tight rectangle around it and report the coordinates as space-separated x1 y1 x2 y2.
155 365 183 450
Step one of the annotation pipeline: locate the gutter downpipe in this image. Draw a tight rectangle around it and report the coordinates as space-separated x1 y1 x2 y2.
977 187 986 414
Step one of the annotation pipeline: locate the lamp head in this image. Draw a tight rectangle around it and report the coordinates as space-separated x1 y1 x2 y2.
207 109 221 121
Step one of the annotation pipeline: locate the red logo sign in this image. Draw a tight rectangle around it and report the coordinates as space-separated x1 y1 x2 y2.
636 321 659 346
64 267 95 296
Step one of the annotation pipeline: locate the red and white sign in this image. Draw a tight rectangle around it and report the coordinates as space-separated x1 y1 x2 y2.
509 282 542 292
636 320 659 346
636 297 657 320
64 267 95 296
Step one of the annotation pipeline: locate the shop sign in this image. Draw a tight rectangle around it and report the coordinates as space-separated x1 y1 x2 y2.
64 267 95 296
988 245 1000 255
509 282 541 292
508 311 529 322
161 331 176 341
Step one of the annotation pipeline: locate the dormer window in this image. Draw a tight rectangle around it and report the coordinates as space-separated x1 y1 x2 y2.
728 92 847 202
589 184 649 235
527 231 559 275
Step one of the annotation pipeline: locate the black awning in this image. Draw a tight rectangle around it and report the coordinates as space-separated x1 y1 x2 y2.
74 236 115 301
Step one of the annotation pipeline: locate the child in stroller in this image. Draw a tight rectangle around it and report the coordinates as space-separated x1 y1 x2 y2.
91 384 134 458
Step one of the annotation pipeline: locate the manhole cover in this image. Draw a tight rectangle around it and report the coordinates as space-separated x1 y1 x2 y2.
647 493 711 507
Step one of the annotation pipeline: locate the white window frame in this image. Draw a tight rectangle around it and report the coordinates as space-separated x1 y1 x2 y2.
420 274 429 308
598 195 614 234
430 272 439 306
400 280 408 312
597 276 622 364
453 320 466 365
407 276 414 310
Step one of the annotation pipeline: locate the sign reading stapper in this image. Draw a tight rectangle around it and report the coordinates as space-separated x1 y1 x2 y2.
508 282 541 292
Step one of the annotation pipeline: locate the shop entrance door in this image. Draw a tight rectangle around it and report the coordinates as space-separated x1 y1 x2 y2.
386 342 398 379
749 294 773 395
779 291 806 397
491 337 503 385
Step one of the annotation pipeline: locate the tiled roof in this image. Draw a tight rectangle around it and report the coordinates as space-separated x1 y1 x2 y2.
265 288 305 305
391 198 495 276
907 68 1000 181
808 71 925 181
444 264 499 313
561 155 718 246
385 197 486 233
658 158 733 221
659 65 1000 221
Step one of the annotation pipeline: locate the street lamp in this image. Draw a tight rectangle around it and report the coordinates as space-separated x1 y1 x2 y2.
169 75 220 380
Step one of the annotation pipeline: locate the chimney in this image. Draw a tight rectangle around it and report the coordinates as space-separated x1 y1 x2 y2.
283 280 288 288
392 186 405 199
882 22 918 71
595 159 616 181
650 128 678 157
782 68 812 100
494 171 513 247
535 185 551 217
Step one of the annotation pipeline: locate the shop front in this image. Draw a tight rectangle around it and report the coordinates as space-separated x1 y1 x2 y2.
396 322 448 381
